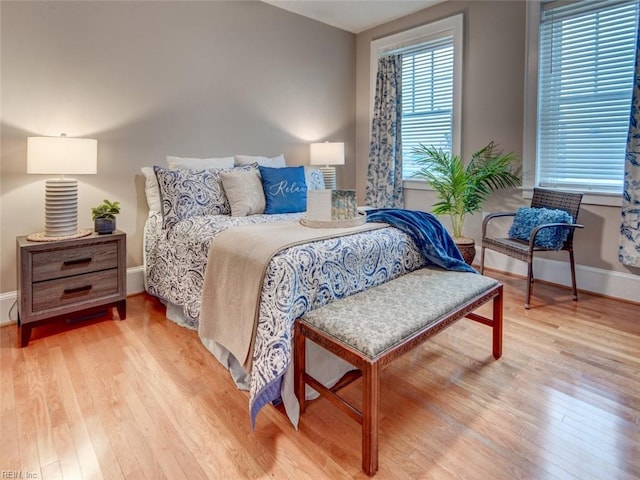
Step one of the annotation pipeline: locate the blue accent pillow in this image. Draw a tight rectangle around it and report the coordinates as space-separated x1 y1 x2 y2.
508 207 573 250
259 165 307 214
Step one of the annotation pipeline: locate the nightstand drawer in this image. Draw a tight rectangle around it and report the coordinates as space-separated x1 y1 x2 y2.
32 242 118 282
32 269 119 312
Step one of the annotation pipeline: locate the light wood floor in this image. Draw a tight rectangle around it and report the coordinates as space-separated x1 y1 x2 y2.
1 270 639 479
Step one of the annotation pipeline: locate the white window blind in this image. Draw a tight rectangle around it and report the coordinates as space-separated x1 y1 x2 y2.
537 0 638 193
400 37 455 179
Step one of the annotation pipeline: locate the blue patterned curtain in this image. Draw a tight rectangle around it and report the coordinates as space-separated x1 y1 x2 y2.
620 18 640 267
365 55 403 208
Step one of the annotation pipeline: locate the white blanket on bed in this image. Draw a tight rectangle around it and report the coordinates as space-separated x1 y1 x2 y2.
199 219 385 370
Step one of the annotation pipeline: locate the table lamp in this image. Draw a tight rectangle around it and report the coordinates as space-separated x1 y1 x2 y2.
27 135 97 241
310 141 345 190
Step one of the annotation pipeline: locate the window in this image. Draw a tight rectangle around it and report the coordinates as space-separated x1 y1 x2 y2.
370 14 463 181
400 39 455 178
533 0 638 195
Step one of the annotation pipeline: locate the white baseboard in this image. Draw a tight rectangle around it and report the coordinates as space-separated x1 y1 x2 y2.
480 251 640 304
127 265 146 297
0 291 18 327
2 260 638 326
0 266 146 326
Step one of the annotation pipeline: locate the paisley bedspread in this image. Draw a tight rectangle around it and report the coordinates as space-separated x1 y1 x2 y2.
144 212 426 425
144 211 304 325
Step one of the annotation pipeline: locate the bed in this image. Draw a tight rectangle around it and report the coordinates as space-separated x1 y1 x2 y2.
142 157 466 427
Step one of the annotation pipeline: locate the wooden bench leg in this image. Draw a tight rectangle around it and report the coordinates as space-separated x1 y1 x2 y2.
362 360 380 476
493 286 503 360
294 323 307 414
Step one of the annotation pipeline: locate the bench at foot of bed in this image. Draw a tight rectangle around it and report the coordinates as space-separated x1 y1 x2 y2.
294 267 503 476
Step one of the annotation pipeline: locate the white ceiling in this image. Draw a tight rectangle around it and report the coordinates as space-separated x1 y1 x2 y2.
262 0 442 34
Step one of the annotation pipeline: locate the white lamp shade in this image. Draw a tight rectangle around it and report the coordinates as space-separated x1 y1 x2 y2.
27 136 97 175
310 142 345 166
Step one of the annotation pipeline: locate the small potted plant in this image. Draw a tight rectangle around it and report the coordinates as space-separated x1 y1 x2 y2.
91 199 121 234
412 141 520 264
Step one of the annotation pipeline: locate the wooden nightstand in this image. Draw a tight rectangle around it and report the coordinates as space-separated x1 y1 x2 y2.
16 230 127 347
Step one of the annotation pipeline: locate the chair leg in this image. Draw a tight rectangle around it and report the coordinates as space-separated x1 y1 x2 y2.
480 246 486 274
569 249 578 301
525 259 534 309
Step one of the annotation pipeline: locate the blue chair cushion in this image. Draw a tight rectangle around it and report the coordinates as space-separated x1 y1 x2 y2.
508 207 573 250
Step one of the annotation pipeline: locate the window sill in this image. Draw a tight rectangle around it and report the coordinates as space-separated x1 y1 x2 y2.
402 179 433 191
404 183 622 207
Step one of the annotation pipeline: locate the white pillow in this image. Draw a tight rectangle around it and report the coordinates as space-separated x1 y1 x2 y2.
166 155 235 169
219 169 266 217
141 167 161 213
234 154 286 168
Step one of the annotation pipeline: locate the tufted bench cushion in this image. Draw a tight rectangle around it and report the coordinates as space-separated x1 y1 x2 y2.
300 268 500 359
294 267 503 476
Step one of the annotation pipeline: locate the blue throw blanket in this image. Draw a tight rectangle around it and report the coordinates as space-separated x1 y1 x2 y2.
366 208 477 273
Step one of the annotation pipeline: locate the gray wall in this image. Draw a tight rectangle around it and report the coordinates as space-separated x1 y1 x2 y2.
0 1 356 293
355 0 638 277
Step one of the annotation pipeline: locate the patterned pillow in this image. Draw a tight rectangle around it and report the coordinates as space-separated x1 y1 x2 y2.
304 167 325 190
508 207 573 249
154 164 256 229
259 165 307 214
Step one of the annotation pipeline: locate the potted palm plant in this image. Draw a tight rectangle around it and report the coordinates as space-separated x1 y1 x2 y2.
91 199 121 234
412 141 520 264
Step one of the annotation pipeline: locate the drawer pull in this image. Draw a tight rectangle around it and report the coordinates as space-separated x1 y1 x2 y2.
63 257 93 266
63 285 93 295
